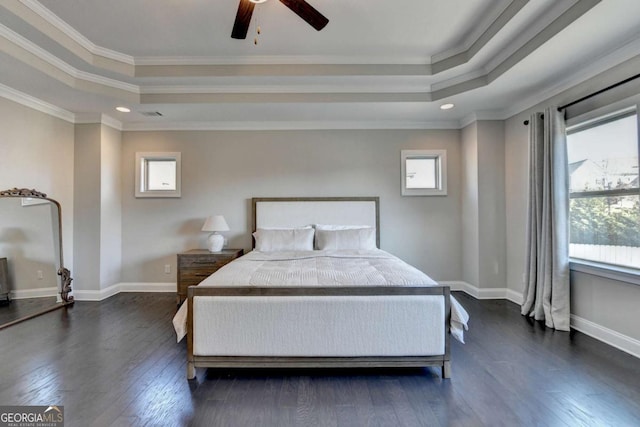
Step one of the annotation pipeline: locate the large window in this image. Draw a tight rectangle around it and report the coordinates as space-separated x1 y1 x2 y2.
567 109 639 268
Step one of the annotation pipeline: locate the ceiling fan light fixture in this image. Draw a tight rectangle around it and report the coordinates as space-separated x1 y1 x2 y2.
233 0 328 39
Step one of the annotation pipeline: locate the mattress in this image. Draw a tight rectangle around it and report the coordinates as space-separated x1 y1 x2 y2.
173 249 469 344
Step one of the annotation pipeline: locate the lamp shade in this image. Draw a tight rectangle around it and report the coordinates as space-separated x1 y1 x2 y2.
201 215 230 232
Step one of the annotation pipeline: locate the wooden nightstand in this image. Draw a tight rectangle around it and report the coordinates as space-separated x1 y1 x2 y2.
176 248 243 304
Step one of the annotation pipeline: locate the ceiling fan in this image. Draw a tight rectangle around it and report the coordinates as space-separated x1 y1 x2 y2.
231 0 329 39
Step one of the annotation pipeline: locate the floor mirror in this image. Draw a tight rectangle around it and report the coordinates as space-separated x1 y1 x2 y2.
0 188 73 329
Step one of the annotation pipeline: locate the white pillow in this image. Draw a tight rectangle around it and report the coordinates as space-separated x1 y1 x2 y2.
315 224 372 230
260 225 313 230
253 227 315 251
315 228 377 250
314 225 373 249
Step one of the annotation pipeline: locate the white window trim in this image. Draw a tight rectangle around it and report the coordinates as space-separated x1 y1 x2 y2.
135 152 181 198
567 103 640 273
570 258 640 287
401 149 447 196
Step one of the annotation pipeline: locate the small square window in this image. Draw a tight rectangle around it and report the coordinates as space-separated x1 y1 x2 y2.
135 152 181 198
147 160 177 191
401 150 447 196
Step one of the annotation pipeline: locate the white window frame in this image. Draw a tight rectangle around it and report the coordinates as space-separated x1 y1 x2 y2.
566 104 640 283
401 149 447 196
135 152 181 198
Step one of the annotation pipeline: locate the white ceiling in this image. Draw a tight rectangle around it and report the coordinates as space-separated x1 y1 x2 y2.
1 0 639 130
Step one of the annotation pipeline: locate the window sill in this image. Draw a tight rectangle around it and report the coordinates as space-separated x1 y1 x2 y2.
569 258 640 286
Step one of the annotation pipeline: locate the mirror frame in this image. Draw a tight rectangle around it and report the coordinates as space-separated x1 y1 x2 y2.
0 187 74 328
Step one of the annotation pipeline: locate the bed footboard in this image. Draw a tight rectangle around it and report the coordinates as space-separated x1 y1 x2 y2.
187 286 451 380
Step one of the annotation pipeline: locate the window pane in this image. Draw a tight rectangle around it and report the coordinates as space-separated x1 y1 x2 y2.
570 195 640 268
405 158 437 189
147 160 177 190
567 114 638 193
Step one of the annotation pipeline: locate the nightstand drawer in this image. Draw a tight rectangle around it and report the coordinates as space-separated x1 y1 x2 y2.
176 248 243 304
179 258 232 269
179 267 222 283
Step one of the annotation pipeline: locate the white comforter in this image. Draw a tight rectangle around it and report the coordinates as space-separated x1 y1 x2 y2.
173 249 469 343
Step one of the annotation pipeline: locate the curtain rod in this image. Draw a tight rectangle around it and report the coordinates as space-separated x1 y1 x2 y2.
523 72 640 126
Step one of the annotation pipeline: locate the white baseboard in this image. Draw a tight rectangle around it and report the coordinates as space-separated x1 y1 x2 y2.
9 286 58 300
118 282 176 293
441 281 523 304
505 289 524 305
73 282 176 301
443 281 639 359
570 314 640 359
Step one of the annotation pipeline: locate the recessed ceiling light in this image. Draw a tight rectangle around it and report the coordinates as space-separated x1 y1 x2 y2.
440 103 455 110
116 106 131 113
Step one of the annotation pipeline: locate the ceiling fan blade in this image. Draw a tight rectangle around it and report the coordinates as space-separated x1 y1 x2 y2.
279 0 329 31
231 0 255 39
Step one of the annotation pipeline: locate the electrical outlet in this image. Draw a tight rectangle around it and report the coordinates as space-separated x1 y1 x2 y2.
164 264 171 274
37 270 43 280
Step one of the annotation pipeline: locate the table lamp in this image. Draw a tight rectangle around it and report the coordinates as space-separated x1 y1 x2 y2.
202 215 229 252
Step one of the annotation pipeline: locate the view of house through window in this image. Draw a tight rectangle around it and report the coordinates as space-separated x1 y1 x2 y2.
567 109 640 268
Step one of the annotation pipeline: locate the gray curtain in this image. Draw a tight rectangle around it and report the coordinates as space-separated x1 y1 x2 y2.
522 107 570 331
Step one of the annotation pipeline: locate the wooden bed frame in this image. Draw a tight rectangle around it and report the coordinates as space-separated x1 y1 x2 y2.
186 197 452 379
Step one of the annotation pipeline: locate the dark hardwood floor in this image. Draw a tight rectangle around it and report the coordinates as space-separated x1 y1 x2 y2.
0 296 59 325
0 292 639 427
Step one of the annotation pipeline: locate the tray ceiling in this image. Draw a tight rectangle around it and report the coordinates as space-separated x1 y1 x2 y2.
1 0 639 130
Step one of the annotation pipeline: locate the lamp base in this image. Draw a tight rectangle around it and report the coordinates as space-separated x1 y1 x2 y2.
207 233 224 252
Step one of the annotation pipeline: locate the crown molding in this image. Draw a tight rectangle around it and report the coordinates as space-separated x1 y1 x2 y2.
459 111 507 128
140 83 431 95
502 33 640 120
74 113 123 130
134 55 431 66
0 0 598 105
431 0 517 62
480 0 581 76
1 23 139 95
18 0 134 65
431 0 529 73
99 114 123 130
122 120 461 132
0 82 74 122
135 1 527 76
8 0 525 76
430 0 601 102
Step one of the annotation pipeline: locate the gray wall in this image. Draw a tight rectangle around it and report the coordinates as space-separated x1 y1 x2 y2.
461 123 479 287
100 125 122 289
461 121 507 291
477 121 506 290
74 124 101 291
0 97 75 288
74 124 123 292
120 129 463 283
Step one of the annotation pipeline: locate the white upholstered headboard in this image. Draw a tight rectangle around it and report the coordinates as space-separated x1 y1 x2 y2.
252 197 380 248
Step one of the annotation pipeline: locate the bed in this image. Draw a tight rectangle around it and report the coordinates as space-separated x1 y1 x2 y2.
173 197 468 380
